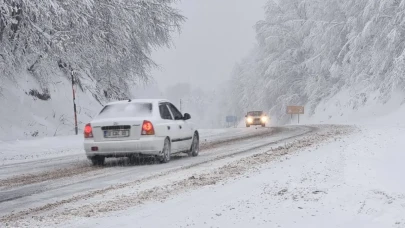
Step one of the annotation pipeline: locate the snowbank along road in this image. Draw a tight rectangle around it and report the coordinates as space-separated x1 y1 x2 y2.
0 125 353 227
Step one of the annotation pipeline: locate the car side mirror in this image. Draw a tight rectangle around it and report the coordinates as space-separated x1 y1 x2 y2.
183 113 191 120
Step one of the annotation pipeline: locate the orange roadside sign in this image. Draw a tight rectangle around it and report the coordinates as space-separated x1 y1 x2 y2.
287 106 304 114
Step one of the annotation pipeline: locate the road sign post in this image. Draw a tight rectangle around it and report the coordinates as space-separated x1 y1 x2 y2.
287 106 304 124
226 115 238 128
71 70 78 135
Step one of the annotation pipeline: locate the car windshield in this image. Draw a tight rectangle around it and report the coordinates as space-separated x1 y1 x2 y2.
95 103 153 119
248 111 263 116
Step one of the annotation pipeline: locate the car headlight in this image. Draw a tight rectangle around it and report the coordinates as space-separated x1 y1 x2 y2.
247 117 253 123
261 116 268 122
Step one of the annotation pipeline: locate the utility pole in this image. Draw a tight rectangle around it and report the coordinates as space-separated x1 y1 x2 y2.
71 70 78 135
180 99 182 112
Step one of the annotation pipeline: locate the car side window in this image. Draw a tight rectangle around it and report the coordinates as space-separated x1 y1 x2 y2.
159 104 173 120
168 103 183 120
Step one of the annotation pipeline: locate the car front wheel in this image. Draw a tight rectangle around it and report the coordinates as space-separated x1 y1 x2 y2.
188 132 199 157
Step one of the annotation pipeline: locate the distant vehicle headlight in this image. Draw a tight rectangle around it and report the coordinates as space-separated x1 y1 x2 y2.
261 116 268 122
247 117 253 123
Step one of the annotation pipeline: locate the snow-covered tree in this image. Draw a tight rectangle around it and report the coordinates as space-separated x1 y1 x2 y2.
0 0 184 100
227 0 405 123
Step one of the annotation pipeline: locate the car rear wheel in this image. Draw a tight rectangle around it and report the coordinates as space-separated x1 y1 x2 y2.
188 132 199 157
90 156 105 166
160 138 171 163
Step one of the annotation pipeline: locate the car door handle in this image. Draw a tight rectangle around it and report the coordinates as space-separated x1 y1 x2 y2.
167 126 170 130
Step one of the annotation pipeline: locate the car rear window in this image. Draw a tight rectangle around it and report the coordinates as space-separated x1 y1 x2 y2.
248 111 263 116
96 103 153 119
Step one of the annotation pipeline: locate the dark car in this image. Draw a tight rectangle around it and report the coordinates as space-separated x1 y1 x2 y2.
245 111 269 127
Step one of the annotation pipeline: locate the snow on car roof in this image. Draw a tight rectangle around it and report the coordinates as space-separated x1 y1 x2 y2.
106 99 170 106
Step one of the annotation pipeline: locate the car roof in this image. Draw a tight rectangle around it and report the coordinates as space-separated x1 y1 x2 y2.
106 99 171 106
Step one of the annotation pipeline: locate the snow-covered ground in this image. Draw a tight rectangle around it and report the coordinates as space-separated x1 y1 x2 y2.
2 93 405 228
61 122 405 228
298 88 405 126
0 75 102 141
22 96 399 228
0 135 83 166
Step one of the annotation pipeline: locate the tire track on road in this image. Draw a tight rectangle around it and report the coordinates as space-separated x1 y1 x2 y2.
0 127 271 172
0 127 280 203
0 126 316 222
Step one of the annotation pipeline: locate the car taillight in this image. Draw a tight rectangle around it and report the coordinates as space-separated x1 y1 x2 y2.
142 120 155 135
84 123 93 138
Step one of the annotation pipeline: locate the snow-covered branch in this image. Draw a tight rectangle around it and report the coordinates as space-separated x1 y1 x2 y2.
0 0 185 99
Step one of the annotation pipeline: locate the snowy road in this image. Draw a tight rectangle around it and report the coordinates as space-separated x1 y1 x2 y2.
0 125 326 227
64 124 404 228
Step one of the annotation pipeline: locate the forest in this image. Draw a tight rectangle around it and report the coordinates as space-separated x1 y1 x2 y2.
226 0 405 122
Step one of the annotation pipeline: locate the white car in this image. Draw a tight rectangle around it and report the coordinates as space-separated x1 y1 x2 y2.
83 99 199 165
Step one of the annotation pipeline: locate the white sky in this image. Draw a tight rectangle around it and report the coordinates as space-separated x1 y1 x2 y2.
149 0 267 92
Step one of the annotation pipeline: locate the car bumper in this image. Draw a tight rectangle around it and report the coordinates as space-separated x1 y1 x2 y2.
247 120 267 125
84 137 165 157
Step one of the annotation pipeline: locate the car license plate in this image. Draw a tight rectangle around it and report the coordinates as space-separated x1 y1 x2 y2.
104 130 130 138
